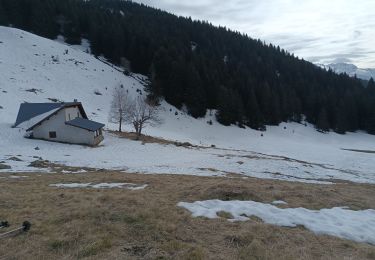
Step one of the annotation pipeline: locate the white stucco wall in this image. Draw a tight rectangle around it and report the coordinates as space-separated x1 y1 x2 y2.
64 107 81 121
32 107 96 145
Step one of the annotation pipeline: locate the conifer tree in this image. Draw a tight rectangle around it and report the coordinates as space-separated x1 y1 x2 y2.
316 108 330 132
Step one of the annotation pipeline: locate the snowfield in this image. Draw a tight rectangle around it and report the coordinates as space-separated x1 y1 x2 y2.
178 200 375 245
0 26 375 184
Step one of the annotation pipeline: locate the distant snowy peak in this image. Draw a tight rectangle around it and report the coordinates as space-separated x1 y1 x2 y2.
319 63 375 81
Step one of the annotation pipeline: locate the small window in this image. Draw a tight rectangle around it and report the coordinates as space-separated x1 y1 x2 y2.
77 112 79 118
68 114 71 120
49 131 57 138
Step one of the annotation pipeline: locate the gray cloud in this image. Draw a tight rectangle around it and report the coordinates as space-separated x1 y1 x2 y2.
134 0 375 68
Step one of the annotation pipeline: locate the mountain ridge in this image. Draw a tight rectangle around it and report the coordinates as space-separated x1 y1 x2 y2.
318 63 375 81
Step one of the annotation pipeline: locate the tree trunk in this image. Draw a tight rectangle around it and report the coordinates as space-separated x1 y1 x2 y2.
136 122 143 140
134 122 140 140
135 128 141 140
119 116 122 132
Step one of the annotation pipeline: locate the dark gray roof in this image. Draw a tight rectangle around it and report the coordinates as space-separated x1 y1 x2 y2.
66 118 105 131
14 103 63 126
15 102 88 127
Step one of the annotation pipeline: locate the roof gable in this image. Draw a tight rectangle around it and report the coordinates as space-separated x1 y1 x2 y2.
61 102 88 119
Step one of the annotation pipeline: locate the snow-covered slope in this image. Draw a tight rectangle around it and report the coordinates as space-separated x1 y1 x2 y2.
1 26 375 184
0 27 147 125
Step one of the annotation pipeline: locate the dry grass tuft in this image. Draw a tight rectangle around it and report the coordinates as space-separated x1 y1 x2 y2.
217 211 234 219
110 130 197 148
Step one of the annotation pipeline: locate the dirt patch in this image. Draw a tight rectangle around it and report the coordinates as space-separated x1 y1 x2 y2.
7 157 22 162
0 172 374 259
111 130 196 148
121 243 165 258
25 88 43 94
0 163 11 170
47 98 63 103
28 159 51 168
205 185 263 201
342 149 375 154
217 211 234 219
27 159 98 173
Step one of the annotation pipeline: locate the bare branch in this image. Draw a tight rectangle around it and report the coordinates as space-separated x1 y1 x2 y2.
109 84 130 132
124 95 161 139
109 84 160 136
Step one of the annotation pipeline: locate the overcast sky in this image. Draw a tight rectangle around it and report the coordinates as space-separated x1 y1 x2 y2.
134 0 375 68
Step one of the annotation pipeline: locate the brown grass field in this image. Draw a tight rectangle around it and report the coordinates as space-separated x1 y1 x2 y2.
0 171 374 259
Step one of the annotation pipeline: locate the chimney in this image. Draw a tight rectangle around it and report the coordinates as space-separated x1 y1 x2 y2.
74 99 78 102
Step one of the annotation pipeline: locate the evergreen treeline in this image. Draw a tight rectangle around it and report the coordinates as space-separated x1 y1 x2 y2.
1 0 375 134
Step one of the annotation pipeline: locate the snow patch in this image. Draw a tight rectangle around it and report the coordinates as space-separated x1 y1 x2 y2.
61 169 87 174
271 200 287 205
8 175 29 179
178 200 375 245
50 182 148 190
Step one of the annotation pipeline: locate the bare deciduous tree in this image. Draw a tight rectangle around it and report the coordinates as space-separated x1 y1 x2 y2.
109 85 129 132
126 96 160 139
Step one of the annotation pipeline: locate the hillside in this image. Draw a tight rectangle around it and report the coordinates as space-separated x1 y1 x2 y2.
1 0 375 134
0 26 143 124
0 26 375 185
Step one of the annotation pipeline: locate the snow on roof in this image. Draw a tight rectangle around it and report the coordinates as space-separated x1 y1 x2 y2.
66 117 105 131
17 108 60 131
14 103 64 127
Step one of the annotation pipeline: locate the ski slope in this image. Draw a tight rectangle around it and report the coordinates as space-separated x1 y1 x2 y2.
0 26 374 184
